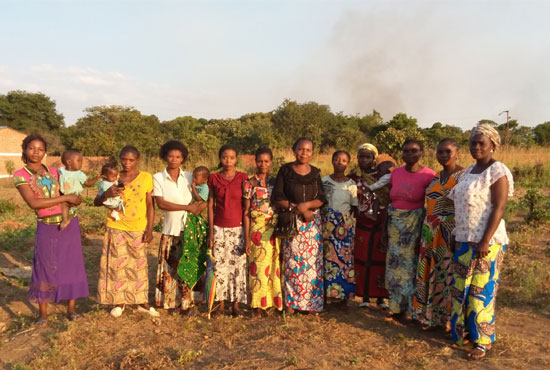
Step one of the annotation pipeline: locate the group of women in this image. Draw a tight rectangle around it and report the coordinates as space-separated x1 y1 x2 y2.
14 123 512 360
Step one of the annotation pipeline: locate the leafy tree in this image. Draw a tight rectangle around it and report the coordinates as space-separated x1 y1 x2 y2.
422 122 467 146
357 110 385 139
386 113 418 130
271 99 337 151
534 122 550 145
64 106 163 157
374 126 426 159
0 90 64 133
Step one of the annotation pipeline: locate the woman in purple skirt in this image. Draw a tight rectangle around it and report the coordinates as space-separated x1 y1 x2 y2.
13 134 89 326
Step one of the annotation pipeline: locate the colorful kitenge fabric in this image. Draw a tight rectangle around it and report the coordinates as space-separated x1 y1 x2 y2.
177 213 208 306
155 234 185 309
13 166 65 223
97 228 149 305
212 225 248 304
413 171 463 327
243 175 283 310
248 210 283 310
323 208 356 299
282 211 324 312
351 171 390 301
386 205 425 314
450 242 505 345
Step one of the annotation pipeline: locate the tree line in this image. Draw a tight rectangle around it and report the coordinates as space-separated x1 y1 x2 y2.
2 90 550 159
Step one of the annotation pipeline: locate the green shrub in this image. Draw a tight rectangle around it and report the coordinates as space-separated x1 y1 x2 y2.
0 199 17 217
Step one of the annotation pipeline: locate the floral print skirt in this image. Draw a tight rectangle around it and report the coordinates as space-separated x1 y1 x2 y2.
323 209 356 300
450 242 505 345
385 205 425 314
282 211 324 312
212 225 248 304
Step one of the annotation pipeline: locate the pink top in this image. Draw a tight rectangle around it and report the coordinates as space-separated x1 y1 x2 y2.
208 171 248 228
389 166 436 210
13 166 63 221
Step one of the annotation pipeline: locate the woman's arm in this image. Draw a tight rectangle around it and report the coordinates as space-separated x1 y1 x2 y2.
17 184 81 209
142 191 155 243
271 166 290 209
207 192 215 251
154 196 197 212
243 199 251 255
476 176 509 258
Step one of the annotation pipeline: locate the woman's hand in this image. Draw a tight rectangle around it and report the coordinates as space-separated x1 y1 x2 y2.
207 234 214 251
475 241 490 259
104 185 122 199
64 194 82 206
296 202 309 215
142 228 153 243
244 239 251 256
302 210 314 222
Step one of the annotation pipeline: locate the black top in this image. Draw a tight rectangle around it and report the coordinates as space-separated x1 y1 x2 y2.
271 163 327 205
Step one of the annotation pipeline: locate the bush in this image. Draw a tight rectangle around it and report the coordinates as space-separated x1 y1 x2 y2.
0 199 17 217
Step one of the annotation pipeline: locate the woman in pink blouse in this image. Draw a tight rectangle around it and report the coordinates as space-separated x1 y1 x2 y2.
385 139 435 322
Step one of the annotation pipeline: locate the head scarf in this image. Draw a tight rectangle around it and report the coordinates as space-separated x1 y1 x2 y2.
470 123 501 151
357 143 378 158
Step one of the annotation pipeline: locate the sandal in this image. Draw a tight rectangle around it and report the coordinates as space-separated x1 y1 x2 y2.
35 318 48 327
68 313 81 321
468 343 489 360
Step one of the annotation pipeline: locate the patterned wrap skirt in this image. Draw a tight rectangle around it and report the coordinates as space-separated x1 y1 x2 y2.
248 210 283 310
155 234 185 309
385 205 425 314
450 241 505 345
412 214 455 327
323 208 356 300
282 211 324 312
30 217 89 304
212 225 248 304
97 228 149 305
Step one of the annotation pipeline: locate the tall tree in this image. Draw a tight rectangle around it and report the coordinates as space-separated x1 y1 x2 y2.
0 90 65 133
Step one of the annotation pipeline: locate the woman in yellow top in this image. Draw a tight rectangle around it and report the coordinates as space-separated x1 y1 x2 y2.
94 145 158 318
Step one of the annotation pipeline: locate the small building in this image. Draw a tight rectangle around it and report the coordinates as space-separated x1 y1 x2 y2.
0 126 27 178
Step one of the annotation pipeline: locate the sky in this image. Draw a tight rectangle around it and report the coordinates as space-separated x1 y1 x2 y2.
1 0 549 129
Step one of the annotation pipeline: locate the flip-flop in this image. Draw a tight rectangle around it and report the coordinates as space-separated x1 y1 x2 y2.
468 343 489 360
35 318 48 327
68 313 81 321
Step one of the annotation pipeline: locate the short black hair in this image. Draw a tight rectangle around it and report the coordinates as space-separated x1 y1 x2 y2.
332 150 350 162
438 137 459 149
61 150 81 167
21 133 48 164
255 146 273 160
159 140 189 161
193 166 210 178
292 137 314 152
218 144 238 159
101 162 119 176
402 138 424 152
119 145 140 159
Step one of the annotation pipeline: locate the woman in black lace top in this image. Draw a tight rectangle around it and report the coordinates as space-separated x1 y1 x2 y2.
272 137 327 314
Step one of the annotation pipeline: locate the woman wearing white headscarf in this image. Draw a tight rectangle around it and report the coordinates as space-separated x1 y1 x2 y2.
448 123 513 360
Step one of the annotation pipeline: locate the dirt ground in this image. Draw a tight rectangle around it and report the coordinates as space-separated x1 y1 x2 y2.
1 187 550 369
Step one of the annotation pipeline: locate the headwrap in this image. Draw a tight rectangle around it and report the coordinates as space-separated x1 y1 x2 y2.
470 123 501 151
357 143 378 158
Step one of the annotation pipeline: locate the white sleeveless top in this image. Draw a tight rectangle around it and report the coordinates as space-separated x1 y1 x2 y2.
448 161 514 245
